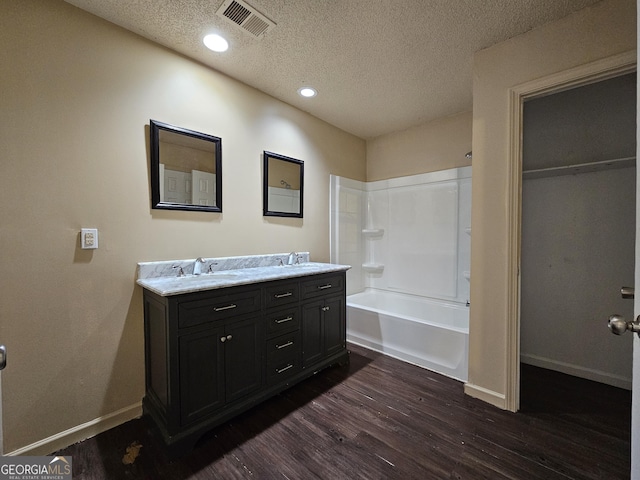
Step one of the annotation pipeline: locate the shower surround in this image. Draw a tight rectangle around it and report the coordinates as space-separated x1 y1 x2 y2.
330 167 471 380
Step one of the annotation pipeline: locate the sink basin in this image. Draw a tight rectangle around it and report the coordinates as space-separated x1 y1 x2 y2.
195 272 240 279
175 272 241 282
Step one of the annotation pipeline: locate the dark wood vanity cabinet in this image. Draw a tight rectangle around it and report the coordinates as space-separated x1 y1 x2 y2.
178 314 264 426
300 273 346 367
302 295 346 367
142 271 348 455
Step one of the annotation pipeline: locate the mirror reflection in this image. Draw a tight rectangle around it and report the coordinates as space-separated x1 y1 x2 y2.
263 151 304 218
150 120 222 212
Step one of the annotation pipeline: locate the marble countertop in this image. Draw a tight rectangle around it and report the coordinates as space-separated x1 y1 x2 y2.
137 261 350 297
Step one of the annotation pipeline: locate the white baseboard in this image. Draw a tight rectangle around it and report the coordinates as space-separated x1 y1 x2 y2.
6 402 142 456
464 383 506 410
521 353 632 390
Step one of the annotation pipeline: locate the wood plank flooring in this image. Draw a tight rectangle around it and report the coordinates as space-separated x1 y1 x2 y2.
55 344 631 479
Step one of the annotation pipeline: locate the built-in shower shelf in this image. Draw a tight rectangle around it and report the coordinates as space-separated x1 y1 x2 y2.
463 271 471 281
362 228 384 237
362 263 384 273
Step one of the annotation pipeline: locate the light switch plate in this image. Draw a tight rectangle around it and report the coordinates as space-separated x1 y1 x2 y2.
81 228 98 249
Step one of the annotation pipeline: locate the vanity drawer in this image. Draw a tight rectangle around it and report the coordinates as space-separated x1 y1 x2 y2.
300 273 345 300
266 331 301 383
267 331 301 357
265 307 300 337
264 281 299 310
178 288 261 329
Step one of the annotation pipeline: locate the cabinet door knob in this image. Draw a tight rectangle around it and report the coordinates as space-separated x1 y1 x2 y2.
226 334 232 341
220 336 226 343
322 306 330 312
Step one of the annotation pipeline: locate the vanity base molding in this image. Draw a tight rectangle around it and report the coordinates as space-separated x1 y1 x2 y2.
141 271 348 456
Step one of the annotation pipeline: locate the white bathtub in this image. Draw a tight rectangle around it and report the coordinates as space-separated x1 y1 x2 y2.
346 289 469 381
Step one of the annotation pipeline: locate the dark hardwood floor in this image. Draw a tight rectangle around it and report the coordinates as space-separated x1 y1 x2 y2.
55 344 631 479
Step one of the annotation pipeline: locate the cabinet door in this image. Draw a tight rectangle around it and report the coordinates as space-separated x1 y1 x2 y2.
224 315 264 403
323 295 346 358
179 327 225 426
301 299 324 367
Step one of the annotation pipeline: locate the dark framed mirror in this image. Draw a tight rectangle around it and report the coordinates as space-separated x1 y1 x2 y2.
150 119 222 212
263 151 304 218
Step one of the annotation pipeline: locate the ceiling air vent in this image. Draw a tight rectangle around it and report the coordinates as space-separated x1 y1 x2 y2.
215 0 276 38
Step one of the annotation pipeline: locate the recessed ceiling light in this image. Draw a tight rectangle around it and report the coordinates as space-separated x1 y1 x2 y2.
298 87 317 98
203 34 229 52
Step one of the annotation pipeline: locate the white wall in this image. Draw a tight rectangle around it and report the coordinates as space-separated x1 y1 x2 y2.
521 167 635 388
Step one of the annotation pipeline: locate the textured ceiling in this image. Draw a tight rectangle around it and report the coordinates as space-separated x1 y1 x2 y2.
64 0 602 139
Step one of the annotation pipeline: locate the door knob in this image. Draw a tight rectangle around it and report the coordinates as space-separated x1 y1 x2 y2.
608 314 640 337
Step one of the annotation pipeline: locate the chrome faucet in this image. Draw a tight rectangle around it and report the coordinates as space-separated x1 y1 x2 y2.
193 257 205 275
173 265 185 277
287 252 299 265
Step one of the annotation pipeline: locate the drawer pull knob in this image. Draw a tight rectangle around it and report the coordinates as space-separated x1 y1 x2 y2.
276 364 294 374
318 284 332 290
214 303 237 312
276 341 294 349
275 316 293 324
274 292 293 298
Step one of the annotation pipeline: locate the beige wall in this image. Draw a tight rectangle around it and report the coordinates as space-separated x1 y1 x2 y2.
366 111 472 181
468 0 636 406
0 0 365 453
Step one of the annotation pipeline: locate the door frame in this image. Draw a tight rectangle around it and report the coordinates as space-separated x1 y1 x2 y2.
504 50 637 412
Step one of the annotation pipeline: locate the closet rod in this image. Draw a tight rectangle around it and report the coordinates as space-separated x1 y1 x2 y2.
523 156 635 179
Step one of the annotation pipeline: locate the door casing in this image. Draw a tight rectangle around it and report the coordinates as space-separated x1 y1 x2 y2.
504 50 637 412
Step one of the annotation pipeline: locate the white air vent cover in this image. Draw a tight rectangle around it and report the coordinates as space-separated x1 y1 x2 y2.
216 0 276 38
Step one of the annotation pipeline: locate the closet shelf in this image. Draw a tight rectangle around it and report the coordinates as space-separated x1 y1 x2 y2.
523 156 635 180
